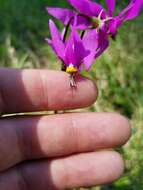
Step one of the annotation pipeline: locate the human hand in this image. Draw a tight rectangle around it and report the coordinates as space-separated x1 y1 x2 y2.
0 68 131 190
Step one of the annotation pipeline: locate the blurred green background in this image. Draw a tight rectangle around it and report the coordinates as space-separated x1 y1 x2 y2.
0 0 143 189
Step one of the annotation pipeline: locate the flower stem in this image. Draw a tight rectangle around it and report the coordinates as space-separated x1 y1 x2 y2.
63 17 74 42
80 30 85 39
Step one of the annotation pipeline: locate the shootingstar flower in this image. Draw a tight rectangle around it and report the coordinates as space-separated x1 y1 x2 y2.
69 0 143 37
46 19 108 86
47 0 143 37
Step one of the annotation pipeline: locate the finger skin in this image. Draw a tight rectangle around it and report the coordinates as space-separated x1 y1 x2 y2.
0 151 124 190
0 113 131 171
0 68 97 114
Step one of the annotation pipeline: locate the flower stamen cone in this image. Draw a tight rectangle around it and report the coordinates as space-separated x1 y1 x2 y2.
69 74 77 88
91 10 106 30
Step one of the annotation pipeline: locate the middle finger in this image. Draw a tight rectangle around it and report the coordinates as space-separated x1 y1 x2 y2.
0 112 131 171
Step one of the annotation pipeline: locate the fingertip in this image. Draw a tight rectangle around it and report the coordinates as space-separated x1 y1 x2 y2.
51 151 125 188
105 151 124 181
47 71 98 110
76 75 98 106
110 113 132 145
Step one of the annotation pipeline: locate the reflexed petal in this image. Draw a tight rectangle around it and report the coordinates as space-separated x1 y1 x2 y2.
82 29 99 70
108 0 143 37
65 30 89 67
45 38 52 46
118 1 133 18
73 31 90 67
49 20 65 59
75 15 91 29
82 29 98 52
47 7 91 29
95 30 109 59
70 14 91 29
64 32 75 66
95 40 109 59
83 51 96 70
108 17 122 37
106 0 116 16
118 0 143 21
68 0 105 17
47 7 75 25
49 20 61 42
123 0 143 20
45 38 57 55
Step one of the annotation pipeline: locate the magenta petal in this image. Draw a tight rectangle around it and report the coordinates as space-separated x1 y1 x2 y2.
64 32 75 66
45 38 56 55
82 30 99 70
47 7 90 30
65 30 89 67
45 38 54 50
45 38 52 45
118 1 133 18
72 31 90 67
47 7 75 25
106 0 116 16
49 20 65 59
95 40 109 59
96 30 109 58
49 20 61 41
118 0 143 21
108 0 143 37
75 15 91 30
108 17 123 37
68 0 105 17
123 0 143 20
82 29 98 50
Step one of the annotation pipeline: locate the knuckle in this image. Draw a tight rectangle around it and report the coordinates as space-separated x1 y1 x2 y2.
38 70 49 110
68 114 80 152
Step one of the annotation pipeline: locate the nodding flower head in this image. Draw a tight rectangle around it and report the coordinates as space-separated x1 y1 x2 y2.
46 20 91 74
68 0 143 36
46 20 108 75
47 0 143 37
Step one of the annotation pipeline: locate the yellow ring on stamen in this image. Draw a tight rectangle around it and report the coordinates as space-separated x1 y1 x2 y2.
92 10 112 30
92 17 104 29
92 17 100 28
66 64 78 75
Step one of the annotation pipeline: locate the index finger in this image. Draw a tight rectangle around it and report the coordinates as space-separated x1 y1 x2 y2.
0 68 97 114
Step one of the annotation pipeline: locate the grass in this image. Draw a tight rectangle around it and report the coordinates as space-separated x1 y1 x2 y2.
0 0 143 189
